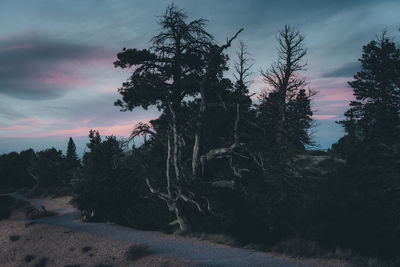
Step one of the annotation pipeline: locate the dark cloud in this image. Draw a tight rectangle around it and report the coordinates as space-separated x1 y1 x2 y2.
0 34 112 100
322 62 361 78
172 0 382 36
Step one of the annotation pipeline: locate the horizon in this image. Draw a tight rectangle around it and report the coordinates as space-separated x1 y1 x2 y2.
1 0 400 155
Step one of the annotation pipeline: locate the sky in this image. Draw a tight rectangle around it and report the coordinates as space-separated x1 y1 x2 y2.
0 0 399 156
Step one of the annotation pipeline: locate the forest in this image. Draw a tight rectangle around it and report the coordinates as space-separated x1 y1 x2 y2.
1 4 400 262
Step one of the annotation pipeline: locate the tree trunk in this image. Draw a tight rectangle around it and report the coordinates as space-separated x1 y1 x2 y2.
192 132 201 178
172 203 191 233
168 104 182 181
276 99 286 147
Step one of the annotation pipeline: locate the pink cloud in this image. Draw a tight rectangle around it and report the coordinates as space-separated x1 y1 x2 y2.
315 87 354 102
37 71 89 86
251 75 355 102
325 103 349 108
80 118 93 125
311 77 355 102
63 48 115 68
0 117 62 132
313 102 350 115
46 123 137 138
22 118 59 125
0 125 29 131
313 114 338 120
0 119 154 139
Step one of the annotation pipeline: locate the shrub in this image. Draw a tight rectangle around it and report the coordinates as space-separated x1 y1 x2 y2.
9 235 20 241
81 246 92 253
34 257 48 267
24 255 36 263
126 244 151 261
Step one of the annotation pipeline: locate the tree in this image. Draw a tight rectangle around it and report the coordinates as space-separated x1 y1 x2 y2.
0 149 36 189
259 25 314 152
114 4 243 232
330 33 400 257
76 131 124 219
66 137 80 169
114 4 213 232
30 148 67 187
339 33 400 146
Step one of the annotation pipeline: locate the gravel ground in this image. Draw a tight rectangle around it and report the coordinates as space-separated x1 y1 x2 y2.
0 203 192 267
0 194 351 267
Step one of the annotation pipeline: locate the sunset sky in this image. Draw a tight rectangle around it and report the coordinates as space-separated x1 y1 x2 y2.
0 0 399 155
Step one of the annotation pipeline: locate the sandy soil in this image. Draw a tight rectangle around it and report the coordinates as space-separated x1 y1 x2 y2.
0 200 192 267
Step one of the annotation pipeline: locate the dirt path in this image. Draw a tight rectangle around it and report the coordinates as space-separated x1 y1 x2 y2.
3 194 349 267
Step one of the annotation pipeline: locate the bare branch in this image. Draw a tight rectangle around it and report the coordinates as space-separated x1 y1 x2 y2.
145 178 170 201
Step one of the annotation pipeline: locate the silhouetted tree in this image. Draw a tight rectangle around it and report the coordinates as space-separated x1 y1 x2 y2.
66 137 80 169
231 41 253 109
74 130 170 229
329 32 400 258
76 131 125 218
0 149 36 189
114 4 243 232
260 25 314 152
339 32 400 146
30 148 67 187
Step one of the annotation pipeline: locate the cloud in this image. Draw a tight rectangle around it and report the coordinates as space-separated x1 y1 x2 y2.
322 62 360 78
0 117 61 132
0 34 113 100
313 114 338 120
0 119 154 139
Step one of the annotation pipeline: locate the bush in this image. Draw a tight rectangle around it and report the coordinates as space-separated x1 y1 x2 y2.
34 257 48 267
24 255 36 263
81 246 92 253
126 244 151 261
73 131 171 230
9 235 20 241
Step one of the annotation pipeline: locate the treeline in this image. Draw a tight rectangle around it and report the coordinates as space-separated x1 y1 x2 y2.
1 4 399 261
0 137 80 193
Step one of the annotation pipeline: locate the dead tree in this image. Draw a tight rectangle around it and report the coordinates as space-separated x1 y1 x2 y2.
115 5 250 232
261 25 308 148
191 28 243 178
234 41 254 87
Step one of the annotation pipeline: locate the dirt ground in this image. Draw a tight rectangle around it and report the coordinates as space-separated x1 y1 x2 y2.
0 201 193 267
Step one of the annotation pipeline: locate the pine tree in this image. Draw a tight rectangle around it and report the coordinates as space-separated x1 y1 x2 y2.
286 89 314 150
66 137 80 169
331 33 400 257
340 33 400 146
